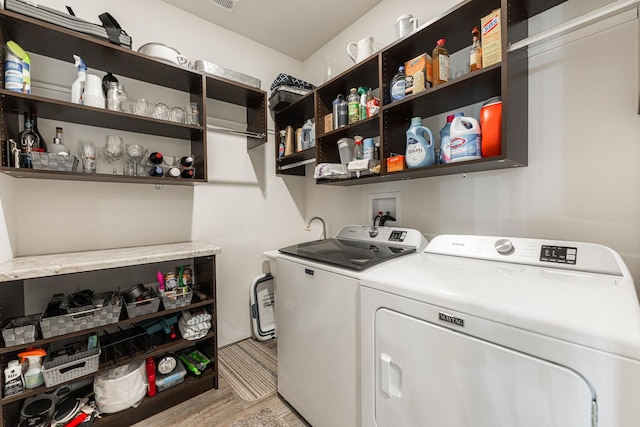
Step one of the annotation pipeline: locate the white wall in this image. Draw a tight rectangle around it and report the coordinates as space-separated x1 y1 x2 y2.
2 0 639 347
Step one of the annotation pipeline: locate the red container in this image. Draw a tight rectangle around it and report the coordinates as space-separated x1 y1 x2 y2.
480 97 502 157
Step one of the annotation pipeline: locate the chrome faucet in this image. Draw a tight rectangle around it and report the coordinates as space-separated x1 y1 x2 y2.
305 216 327 240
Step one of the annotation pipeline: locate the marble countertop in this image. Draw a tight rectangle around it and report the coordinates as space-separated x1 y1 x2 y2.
0 241 222 282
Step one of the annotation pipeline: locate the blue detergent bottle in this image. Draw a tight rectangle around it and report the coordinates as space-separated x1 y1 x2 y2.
405 117 435 168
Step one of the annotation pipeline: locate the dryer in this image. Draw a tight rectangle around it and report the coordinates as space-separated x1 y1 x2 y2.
360 234 640 426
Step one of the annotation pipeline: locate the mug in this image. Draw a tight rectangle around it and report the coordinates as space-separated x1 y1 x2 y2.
347 36 374 63
395 14 418 39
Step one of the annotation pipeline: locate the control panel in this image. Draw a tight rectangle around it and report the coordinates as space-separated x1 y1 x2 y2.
425 235 623 276
336 225 428 251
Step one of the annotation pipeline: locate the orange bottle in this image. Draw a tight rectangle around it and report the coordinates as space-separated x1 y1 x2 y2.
480 97 502 157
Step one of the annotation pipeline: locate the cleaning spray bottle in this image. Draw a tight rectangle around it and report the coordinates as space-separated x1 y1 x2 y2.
71 55 87 104
18 348 46 389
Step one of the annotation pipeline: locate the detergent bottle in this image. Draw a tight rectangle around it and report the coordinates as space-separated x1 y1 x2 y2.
405 117 435 168
71 55 87 104
18 348 46 389
449 116 482 162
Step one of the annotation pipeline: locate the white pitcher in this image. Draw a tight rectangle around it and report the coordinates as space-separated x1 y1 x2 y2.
347 36 374 63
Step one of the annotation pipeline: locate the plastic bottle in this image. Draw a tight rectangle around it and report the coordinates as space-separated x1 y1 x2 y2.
438 115 454 165
3 359 24 396
405 117 435 168
18 349 46 389
71 55 87 104
449 116 482 162
470 27 483 72
363 138 375 160
432 39 450 86
278 130 286 158
332 95 343 130
353 135 364 160
358 87 368 120
301 119 314 150
347 88 360 124
337 96 348 128
480 96 502 157
49 127 69 155
390 66 406 103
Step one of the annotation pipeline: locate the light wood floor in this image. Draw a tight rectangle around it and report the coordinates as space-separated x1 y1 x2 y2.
131 339 310 427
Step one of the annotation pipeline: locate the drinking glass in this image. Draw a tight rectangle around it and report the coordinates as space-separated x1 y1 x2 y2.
170 106 186 123
78 140 97 173
124 144 147 176
151 103 170 120
103 135 124 175
185 102 200 125
134 98 148 116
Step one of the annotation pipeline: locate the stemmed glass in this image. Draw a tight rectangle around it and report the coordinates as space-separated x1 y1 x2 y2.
103 135 124 175
124 144 147 176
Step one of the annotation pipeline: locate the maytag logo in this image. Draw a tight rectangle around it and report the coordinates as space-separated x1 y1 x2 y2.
439 312 464 327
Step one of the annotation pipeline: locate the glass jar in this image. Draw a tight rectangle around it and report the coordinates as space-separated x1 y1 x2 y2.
106 82 128 112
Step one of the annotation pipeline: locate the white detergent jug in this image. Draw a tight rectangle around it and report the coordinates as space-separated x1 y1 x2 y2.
447 116 482 162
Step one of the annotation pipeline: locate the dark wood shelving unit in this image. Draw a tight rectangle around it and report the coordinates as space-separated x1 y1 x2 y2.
0 8 268 185
275 0 568 184
0 243 218 427
274 92 316 175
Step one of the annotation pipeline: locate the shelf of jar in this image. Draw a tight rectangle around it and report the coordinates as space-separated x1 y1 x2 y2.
0 90 205 141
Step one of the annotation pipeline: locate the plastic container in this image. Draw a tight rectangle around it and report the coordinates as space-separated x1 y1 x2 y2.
405 117 435 168
363 138 375 160
390 66 406 103
4 40 26 93
337 137 355 167
480 96 502 157
438 115 454 165
301 119 314 150
71 55 86 104
448 116 482 162
42 337 100 388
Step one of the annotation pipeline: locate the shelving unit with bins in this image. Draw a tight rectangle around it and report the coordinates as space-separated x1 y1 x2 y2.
274 0 568 185
0 242 219 427
0 9 267 185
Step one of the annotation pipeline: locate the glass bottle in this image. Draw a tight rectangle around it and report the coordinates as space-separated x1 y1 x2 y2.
337 96 348 128
48 127 70 155
432 39 450 86
390 66 406 103
30 113 47 152
181 168 195 179
179 156 194 168
19 112 39 154
148 152 163 165
347 88 359 125
470 27 482 72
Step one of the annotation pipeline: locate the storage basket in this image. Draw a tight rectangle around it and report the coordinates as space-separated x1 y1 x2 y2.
42 336 100 388
2 313 41 347
124 286 161 319
161 287 193 310
30 152 79 172
40 292 121 339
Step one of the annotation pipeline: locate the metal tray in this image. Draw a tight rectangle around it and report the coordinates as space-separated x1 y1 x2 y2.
191 60 261 89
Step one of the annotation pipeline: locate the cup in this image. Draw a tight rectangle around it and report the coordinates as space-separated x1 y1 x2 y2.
323 54 336 82
151 103 170 120
185 102 200 125
134 98 148 116
395 14 418 40
170 106 186 123
78 140 97 173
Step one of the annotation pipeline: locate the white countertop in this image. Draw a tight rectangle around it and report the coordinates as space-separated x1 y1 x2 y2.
0 241 222 282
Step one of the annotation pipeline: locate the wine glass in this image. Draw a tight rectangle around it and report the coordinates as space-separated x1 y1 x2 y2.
103 136 124 175
124 144 147 176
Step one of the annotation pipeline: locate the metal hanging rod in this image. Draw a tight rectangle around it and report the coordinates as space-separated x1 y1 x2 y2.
279 158 316 171
206 124 265 139
508 0 639 52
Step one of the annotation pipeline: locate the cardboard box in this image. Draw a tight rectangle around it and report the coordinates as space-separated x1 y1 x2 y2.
404 53 430 96
386 155 406 172
324 113 333 133
481 8 502 67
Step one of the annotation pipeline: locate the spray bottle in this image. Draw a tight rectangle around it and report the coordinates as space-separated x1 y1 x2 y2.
18 348 46 389
71 55 87 104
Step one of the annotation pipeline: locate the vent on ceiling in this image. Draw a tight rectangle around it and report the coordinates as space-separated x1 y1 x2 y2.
205 0 239 12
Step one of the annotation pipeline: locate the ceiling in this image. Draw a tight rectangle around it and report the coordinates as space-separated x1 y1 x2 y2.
162 0 383 61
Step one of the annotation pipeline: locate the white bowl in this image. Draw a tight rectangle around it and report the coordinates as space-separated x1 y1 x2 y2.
137 43 188 66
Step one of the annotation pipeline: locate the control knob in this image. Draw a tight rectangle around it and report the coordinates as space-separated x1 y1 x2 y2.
495 239 515 255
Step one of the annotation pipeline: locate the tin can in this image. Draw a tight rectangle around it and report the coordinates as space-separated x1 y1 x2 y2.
164 272 178 291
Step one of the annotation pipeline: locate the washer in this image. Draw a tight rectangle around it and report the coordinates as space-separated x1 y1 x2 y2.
360 234 640 426
276 225 427 427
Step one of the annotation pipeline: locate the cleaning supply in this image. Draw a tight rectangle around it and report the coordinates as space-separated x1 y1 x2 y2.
480 96 502 157
71 55 87 104
4 359 24 396
301 119 314 150
405 117 435 168
438 115 454 164
390 66 406 103
353 135 364 160
358 87 369 120
448 116 482 162
18 348 46 389
363 138 375 160
347 88 359 124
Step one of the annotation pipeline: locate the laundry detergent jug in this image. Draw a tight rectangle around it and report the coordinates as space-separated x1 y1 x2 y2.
405 117 435 168
446 116 482 163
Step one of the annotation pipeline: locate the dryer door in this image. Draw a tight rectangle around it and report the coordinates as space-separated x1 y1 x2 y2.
374 308 595 427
